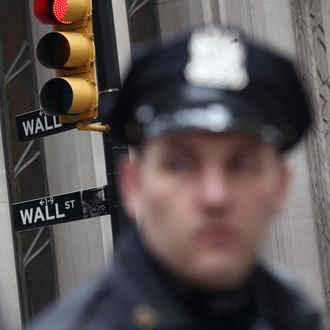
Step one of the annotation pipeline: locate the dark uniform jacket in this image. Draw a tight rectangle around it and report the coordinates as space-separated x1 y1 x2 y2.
27 229 324 330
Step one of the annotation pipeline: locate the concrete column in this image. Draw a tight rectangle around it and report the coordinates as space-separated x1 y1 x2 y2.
43 129 114 296
156 0 220 41
157 0 204 41
289 0 330 315
112 0 132 79
0 116 22 329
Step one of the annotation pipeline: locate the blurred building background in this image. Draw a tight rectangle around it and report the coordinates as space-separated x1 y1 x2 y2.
0 0 329 329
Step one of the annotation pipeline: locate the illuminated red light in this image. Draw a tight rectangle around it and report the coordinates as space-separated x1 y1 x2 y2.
53 0 72 25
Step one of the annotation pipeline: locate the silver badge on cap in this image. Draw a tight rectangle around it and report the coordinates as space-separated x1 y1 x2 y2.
184 27 249 90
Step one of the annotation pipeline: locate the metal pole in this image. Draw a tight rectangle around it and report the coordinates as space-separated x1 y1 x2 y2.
92 0 130 245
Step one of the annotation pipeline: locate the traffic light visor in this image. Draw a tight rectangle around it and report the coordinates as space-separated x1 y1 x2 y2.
37 32 93 69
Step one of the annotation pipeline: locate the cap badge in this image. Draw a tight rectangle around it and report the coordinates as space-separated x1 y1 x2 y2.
184 27 249 91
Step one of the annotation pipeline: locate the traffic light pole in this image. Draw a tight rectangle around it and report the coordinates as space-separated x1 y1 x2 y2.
92 0 130 244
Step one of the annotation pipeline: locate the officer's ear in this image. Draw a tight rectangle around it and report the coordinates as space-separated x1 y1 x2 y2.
118 153 141 221
272 161 291 215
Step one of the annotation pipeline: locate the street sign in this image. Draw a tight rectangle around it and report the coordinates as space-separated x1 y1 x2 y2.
15 109 75 143
13 186 109 231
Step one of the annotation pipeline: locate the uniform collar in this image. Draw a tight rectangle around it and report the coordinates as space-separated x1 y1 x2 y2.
110 228 277 329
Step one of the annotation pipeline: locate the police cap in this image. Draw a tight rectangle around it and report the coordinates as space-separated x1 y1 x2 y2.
110 26 312 152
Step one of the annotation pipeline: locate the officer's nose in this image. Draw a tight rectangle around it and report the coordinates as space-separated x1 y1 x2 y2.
198 166 232 210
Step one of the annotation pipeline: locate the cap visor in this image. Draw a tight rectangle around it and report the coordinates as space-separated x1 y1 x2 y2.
143 103 280 147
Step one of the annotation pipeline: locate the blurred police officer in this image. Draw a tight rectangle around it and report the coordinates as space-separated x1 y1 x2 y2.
27 26 324 330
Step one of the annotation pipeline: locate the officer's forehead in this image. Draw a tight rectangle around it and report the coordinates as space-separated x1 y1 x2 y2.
135 131 280 158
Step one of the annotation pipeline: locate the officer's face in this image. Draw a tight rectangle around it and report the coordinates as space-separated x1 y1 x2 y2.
121 132 289 289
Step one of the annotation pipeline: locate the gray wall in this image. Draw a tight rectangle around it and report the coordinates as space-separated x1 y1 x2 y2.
0 121 22 330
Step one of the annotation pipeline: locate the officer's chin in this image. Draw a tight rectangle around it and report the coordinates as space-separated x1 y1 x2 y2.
188 253 256 291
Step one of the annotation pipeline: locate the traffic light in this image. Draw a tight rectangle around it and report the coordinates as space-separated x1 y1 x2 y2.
33 0 108 132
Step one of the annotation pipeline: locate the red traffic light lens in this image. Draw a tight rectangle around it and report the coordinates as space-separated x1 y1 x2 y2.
33 0 55 24
33 0 73 25
53 0 72 25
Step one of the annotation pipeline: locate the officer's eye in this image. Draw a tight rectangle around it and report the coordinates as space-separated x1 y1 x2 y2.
163 156 196 173
229 155 260 174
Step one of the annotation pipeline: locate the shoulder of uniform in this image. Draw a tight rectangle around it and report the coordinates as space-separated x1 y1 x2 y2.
25 271 115 330
258 263 324 329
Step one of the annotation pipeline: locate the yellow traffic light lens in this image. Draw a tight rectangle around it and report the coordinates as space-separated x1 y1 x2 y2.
40 77 95 116
60 83 73 111
37 33 70 68
37 32 92 69
40 78 73 115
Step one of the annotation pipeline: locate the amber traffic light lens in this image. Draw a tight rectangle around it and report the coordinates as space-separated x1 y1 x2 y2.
40 78 73 115
37 33 70 69
40 77 95 116
37 32 92 69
